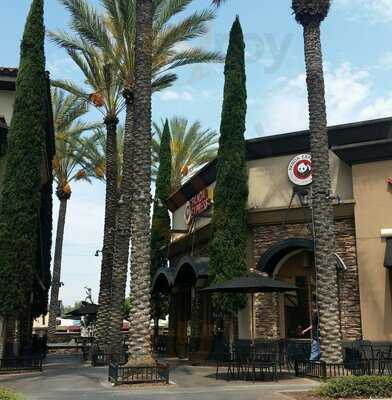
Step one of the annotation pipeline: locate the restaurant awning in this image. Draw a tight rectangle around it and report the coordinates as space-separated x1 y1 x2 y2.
200 275 298 344
65 302 98 317
199 275 298 294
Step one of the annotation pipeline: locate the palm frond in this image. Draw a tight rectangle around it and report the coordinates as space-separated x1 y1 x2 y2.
153 9 216 60
59 0 113 52
54 0 223 113
160 48 223 72
153 0 192 33
211 0 227 6
152 116 218 190
52 88 102 186
51 79 89 101
152 73 178 92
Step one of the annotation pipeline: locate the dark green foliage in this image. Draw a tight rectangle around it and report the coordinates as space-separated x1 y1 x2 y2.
0 127 7 157
31 180 53 319
123 296 132 319
209 17 248 314
292 0 331 25
32 78 55 319
0 387 23 400
150 119 172 320
0 0 47 317
319 375 392 399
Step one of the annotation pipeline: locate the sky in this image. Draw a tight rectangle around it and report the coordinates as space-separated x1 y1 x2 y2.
1 0 392 306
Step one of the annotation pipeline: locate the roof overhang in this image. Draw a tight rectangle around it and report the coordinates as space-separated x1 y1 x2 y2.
167 117 392 212
332 138 392 165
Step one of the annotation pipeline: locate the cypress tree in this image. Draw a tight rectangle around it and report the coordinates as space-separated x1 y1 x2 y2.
0 0 47 317
150 119 171 326
209 17 248 314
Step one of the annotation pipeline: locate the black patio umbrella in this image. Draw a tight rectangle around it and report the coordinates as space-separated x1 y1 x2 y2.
65 302 98 317
200 275 298 344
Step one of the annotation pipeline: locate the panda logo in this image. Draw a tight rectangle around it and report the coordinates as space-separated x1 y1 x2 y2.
288 154 312 186
295 160 311 179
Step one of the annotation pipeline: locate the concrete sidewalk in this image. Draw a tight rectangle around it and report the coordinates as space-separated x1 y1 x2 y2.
0 355 319 400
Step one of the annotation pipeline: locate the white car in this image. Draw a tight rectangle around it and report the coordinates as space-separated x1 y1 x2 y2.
56 318 80 332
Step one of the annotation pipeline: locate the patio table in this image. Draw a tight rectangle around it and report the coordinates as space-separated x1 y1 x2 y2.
217 349 279 381
249 352 278 381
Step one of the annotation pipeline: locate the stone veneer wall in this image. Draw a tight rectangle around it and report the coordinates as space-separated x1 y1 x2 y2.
251 218 362 341
170 241 210 268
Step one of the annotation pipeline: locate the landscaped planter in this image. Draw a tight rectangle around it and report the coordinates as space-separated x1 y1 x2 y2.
108 362 170 385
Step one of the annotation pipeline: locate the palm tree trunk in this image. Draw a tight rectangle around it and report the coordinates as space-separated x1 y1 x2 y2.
47 196 68 340
127 0 154 365
303 21 342 363
107 99 134 361
95 117 118 346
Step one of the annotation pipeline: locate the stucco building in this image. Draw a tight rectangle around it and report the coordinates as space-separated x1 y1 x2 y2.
152 117 392 360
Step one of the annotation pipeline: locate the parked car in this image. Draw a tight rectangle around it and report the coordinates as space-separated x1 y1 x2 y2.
122 320 130 331
67 324 81 333
56 318 80 332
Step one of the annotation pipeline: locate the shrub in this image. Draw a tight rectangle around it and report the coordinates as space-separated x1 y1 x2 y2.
319 375 392 398
0 387 23 400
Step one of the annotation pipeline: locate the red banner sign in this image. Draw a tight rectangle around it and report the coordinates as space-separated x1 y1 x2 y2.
185 189 211 225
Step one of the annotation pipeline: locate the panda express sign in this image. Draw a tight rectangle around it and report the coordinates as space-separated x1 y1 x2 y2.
288 154 312 186
184 188 212 225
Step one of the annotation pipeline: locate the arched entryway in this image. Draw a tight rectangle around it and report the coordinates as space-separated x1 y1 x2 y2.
258 239 316 339
152 256 210 359
274 249 315 338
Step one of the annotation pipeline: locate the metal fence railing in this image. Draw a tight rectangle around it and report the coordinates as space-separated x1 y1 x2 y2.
108 362 170 385
294 360 371 379
0 357 43 373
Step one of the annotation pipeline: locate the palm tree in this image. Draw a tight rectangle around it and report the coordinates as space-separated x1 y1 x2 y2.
121 0 154 365
50 0 223 350
49 44 125 345
152 117 218 191
292 0 342 363
51 0 222 356
85 126 124 190
47 89 101 339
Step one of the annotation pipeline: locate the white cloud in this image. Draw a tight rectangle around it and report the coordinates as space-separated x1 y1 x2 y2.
360 94 392 120
260 62 391 135
337 0 392 22
326 63 370 122
159 90 193 102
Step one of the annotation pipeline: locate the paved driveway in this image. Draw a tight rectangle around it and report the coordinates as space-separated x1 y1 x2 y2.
0 356 319 400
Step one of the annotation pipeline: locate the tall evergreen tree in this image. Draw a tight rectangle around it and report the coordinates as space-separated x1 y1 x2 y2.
0 0 46 343
150 119 171 332
209 17 248 315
